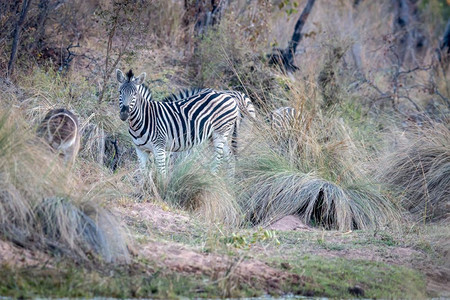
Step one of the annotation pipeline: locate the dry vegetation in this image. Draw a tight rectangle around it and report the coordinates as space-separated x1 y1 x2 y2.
0 0 449 298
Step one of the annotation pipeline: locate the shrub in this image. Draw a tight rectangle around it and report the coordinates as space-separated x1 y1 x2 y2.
152 148 242 227
378 122 450 222
236 81 400 230
0 109 129 263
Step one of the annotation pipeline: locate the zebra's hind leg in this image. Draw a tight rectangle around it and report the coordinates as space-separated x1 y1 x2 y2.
231 117 240 156
223 137 235 178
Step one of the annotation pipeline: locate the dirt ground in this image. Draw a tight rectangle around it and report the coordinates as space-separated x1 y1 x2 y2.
1 202 448 297
0 240 51 268
117 202 450 297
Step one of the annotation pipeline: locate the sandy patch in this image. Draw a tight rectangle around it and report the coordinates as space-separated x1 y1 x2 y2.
140 241 304 292
0 239 51 268
116 202 192 234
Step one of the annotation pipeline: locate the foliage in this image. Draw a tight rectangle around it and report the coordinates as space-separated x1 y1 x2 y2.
221 228 281 250
378 122 450 222
0 109 129 263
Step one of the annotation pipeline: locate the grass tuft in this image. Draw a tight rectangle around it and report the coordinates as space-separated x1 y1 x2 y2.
378 122 450 222
238 149 399 230
153 149 242 227
0 109 129 263
236 79 400 230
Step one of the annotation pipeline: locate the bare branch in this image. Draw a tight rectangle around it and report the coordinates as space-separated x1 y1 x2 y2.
7 0 33 78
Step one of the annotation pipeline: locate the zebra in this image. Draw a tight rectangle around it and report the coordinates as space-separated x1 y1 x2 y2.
270 106 298 131
163 87 256 153
37 108 81 166
116 69 239 177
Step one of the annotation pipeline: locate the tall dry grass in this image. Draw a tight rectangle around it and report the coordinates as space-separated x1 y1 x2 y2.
378 121 450 222
0 108 129 263
151 147 242 228
234 77 401 230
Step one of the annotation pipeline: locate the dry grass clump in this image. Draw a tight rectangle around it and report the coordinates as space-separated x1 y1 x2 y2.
153 148 242 228
236 79 400 230
238 148 399 231
0 109 129 263
378 122 450 222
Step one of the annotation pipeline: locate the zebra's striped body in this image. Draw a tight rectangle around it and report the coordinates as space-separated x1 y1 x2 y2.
117 69 238 176
163 88 256 153
270 106 297 131
164 88 256 119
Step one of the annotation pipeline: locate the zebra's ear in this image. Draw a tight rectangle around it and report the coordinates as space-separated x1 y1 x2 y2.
133 72 146 85
116 69 125 83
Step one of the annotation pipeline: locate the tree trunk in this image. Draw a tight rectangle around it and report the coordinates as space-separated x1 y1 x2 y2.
268 0 316 73
353 0 363 7
437 19 450 63
285 0 315 63
7 0 33 78
32 0 50 53
392 0 426 67
184 0 227 36
98 17 118 104
350 1 364 79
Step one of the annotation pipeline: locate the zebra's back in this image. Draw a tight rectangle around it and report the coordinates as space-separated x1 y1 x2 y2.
130 90 238 153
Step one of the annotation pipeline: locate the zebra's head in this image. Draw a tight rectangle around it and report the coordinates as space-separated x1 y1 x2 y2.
116 69 146 121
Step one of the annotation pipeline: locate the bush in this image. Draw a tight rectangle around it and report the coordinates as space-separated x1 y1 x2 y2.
152 148 242 227
0 109 129 263
378 122 450 222
236 81 400 230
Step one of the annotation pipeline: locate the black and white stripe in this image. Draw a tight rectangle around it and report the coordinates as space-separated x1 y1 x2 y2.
163 88 256 153
164 88 255 119
270 106 298 131
117 69 239 176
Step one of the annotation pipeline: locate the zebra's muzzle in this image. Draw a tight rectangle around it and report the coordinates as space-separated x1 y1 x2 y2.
120 106 129 121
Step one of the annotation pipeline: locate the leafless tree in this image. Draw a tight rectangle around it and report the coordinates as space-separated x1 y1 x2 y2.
268 0 316 73
7 0 33 78
97 1 142 104
437 19 450 65
392 0 427 67
184 0 228 36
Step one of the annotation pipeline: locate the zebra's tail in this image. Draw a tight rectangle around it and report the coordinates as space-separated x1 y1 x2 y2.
237 93 257 122
231 117 240 156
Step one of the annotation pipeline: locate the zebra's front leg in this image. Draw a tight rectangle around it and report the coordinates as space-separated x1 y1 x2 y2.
153 147 167 178
134 146 158 197
135 146 149 173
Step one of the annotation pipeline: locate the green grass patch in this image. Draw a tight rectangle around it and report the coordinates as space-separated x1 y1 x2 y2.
353 232 398 247
284 255 426 298
0 263 258 299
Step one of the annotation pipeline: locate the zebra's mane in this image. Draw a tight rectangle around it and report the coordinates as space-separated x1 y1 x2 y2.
138 83 153 102
126 69 134 81
163 87 212 102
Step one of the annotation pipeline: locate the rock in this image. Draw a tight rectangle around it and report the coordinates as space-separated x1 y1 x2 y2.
267 215 311 231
